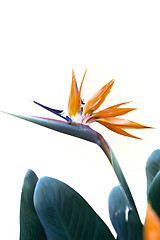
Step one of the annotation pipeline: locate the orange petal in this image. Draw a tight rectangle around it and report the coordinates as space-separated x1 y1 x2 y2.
96 119 142 139
92 107 137 118
68 69 86 118
97 117 151 129
144 204 160 240
79 68 87 94
83 79 115 116
107 101 132 109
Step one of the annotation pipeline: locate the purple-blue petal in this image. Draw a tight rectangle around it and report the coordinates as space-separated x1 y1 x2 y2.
75 80 79 94
33 101 72 122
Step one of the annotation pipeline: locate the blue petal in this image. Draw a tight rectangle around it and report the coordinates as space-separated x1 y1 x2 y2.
75 79 79 94
33 101 72 122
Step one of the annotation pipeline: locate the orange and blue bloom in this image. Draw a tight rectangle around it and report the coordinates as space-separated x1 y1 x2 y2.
34 69 150 139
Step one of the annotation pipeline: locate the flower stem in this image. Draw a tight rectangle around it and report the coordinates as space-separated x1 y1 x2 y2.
96 132 140 218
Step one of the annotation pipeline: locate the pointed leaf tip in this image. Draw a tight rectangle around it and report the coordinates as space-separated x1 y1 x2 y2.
20 169 47 240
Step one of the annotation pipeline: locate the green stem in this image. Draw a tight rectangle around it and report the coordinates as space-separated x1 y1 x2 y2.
96 133 140 219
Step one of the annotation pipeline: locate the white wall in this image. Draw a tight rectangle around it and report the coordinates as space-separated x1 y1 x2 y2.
0 1 160 238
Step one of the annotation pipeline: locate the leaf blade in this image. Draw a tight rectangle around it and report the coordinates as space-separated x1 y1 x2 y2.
148 170 160 218
146 149 160 197
34 176 115 240
108 186 143 240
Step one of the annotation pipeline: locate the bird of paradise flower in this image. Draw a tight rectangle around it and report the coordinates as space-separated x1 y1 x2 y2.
0 68 153 226
33 69 150 140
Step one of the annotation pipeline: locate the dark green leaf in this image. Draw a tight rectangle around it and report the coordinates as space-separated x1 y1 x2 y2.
108 186 143 240
146 149 160 197
127 210 143 240
20 169 47 240
148 170 160 218
34 176 115 240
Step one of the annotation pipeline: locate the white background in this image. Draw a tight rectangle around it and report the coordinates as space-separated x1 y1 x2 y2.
0 0 160 238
